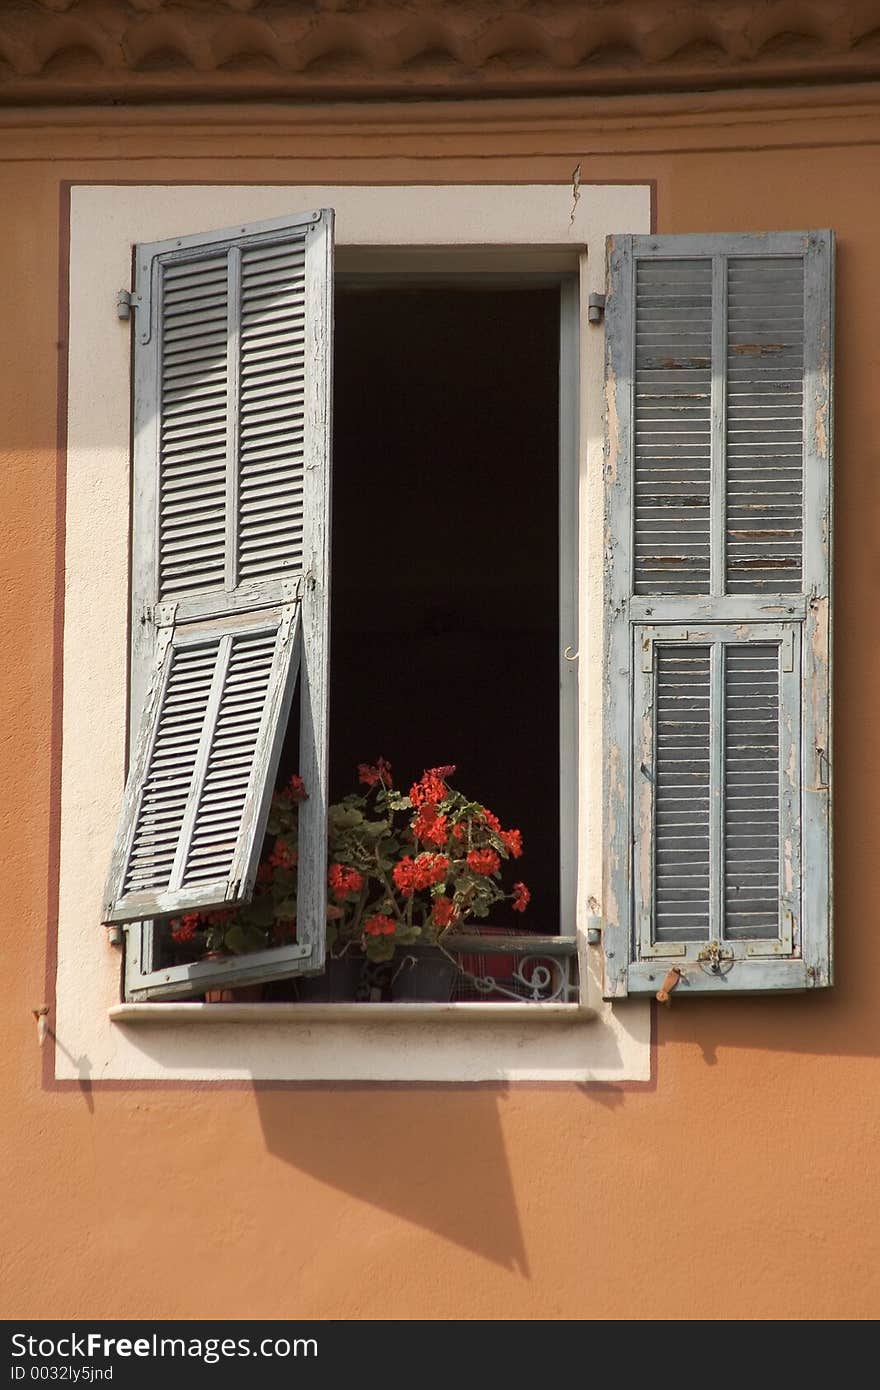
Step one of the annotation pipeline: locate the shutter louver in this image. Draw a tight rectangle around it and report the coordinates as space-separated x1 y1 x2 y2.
634 258 712 594
110 210 333 997
723 643 780 941
653 645 711 944
105 610 300 923
726 257 804 593
238 239 308 585
604 230 832 997
159 254 229 600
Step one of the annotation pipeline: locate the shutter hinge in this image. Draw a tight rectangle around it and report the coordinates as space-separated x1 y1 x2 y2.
117 289 144 321
587 292 606 324
142 601 178 629
281 576 305 604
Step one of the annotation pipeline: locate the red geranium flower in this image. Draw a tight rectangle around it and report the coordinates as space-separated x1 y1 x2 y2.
431 896 457 928
413 852 449 889
410 765 456 807
358 756 394 789
512 882 531 913
500 828 523 859
328 863 365 901
393 857 417 896
270 839 297 870
481 808 501 833
467 848 500 877
288 774 308 801
412 803 449 846
170 912 200 944
364 914 397 937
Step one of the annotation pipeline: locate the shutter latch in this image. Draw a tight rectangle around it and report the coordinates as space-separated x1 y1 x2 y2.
587 292 606 324
697 940 734 975
116 289 143 321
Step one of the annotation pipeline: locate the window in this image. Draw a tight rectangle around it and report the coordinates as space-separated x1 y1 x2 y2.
102 212 584 1003
102 219 833 1005
57 183 834 1085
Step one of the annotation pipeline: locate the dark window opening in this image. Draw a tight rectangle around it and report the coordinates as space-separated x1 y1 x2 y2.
326 284 561 928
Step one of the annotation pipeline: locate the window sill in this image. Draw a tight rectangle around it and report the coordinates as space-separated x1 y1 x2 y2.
109 1000 595 1025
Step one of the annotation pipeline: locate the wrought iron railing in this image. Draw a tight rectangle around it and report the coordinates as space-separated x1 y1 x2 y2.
441 932 579 1004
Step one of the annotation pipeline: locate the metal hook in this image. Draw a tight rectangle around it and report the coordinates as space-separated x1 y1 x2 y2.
562 645 579 662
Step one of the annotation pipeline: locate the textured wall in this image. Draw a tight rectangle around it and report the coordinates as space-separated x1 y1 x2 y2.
2 81 880 1319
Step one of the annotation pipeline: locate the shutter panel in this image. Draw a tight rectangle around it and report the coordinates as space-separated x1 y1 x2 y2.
104 609 300 923
604 231 832 997
135 211 328 621
111 211 333 997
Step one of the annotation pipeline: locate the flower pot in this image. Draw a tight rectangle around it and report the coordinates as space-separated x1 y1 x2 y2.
296 952 366 1002
391 947 459 1003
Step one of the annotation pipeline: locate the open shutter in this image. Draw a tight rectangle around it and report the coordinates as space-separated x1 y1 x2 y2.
107 211 333 998
603 231 832 996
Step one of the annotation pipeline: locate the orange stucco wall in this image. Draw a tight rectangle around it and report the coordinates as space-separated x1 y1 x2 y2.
2 85 880 1320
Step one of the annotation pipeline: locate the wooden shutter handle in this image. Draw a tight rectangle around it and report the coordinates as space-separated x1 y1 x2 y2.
656 967 683 1005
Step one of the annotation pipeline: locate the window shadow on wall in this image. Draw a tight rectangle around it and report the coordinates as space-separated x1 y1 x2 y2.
253 1084 531 1272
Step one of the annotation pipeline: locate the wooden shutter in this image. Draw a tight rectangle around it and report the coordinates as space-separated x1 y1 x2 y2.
603 231 832 996
108 211 333 997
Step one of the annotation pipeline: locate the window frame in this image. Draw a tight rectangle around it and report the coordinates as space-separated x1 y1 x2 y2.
54 182 654 1085
124 257 582 1000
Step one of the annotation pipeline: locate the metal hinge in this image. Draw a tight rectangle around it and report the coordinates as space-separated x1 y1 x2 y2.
588 292 606 324
117 289 144 321
142 601 178 629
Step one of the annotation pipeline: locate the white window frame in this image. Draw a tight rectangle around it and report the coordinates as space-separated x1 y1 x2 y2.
56 183 652 1083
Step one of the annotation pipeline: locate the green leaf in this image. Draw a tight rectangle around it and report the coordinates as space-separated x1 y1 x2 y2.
274 897 297 921
226 924 267 955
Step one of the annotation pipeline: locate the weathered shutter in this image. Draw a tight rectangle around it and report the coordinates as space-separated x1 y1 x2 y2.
603 231 832 996
107 211 333 997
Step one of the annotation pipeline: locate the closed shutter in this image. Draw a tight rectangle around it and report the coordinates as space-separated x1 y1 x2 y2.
603 231 832 996
107 211 333 998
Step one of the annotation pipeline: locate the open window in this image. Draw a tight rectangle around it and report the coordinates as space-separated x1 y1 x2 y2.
103 213 833 1006
106 211 580 1002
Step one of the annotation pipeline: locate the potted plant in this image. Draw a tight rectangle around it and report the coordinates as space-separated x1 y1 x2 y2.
319 759 530 1002
167 762 531 1004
